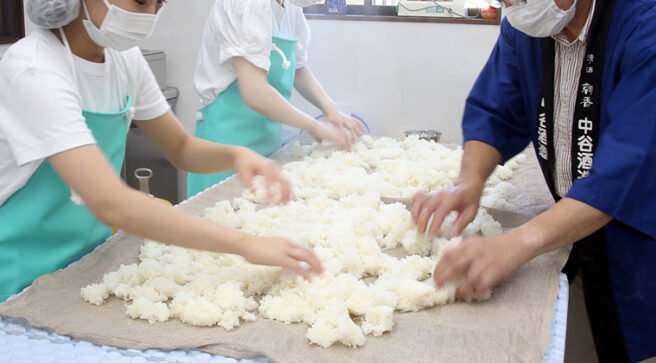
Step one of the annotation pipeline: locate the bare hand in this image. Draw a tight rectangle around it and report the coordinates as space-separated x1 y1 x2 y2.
233 148 291 204
240 235 324 280
412 181 484 238
310 121 354 151
324 109 366 144
433 234 535 300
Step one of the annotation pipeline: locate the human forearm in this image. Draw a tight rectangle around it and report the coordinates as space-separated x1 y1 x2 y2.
49 145 248 255
293 66 338 116
168 137 291 202
457 140 503 188
135 111 285 185
99 185 248 254
433 198 612 298
134 111 240 174
233 57 320 132
170 137 242 174
294 67 365 140
103 187 321 278
233 57 351 149
49 145 321 277
512 197 612 258
244 82 321 132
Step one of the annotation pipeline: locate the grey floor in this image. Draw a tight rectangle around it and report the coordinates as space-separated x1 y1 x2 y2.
564 277 598 363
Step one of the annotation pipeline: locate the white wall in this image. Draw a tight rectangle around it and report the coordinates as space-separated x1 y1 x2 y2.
5 0 501 144
140 0 215 136
141 2 501 144
1 2 500 198
291 19 500 143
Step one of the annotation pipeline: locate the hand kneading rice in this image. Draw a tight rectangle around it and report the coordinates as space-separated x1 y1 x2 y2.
82 136 524 347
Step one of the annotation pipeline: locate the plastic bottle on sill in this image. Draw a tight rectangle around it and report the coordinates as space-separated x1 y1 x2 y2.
326 0 347 14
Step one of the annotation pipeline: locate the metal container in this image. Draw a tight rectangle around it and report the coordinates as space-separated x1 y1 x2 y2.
404 129 442 143
141 49 167 90
124 87 181 204
123 49 180 203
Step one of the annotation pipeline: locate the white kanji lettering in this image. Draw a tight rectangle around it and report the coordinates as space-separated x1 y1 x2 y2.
539 144 548 160
577 152 594 171
538 128 548 145
578 117 593 134
581 96 593 108
537 112 548 160
586 54 595 64
578 169 590 178
577 135 594 153
581 83 593 95
586 66 594 74
539 113 547 128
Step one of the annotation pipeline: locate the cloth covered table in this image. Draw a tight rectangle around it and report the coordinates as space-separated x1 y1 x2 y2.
0 140 567 363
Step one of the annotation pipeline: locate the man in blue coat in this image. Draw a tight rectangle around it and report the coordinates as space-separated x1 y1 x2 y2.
411 0 656 361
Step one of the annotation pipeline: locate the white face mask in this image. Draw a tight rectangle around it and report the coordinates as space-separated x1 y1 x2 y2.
505 0 577 38
82 0 161 51
286 0 321 7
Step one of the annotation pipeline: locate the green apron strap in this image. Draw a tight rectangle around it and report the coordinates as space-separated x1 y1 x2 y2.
187 36 298 198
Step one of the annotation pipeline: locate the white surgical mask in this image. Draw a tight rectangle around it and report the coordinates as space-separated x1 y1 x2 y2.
287 0 321 7
82 0 160 51
505 0 577 38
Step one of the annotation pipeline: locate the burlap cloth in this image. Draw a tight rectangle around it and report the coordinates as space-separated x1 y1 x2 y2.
0 140 567 363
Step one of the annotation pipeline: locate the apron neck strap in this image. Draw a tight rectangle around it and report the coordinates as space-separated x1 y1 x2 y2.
57 27 130 111
271 43 292 70
58 28 80 91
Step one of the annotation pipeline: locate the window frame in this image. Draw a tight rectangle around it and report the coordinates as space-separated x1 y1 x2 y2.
303 2 501 25
304 2 398 16
0 0 25 44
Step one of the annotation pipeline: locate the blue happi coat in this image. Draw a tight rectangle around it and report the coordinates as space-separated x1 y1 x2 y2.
462 1 656 361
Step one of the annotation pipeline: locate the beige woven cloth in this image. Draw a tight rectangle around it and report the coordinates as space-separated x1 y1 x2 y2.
0 142 566 363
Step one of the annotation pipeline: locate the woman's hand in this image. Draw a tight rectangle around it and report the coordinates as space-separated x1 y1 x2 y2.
412 181 485 238
233 147 291 204
309 121 354 151
324 109 366 143
239 235 324 280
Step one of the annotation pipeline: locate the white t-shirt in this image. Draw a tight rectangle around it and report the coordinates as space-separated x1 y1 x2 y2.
194 0 312 106
0 28 170 206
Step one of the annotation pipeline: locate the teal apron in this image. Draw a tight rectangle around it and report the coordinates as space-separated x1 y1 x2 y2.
187 36 297 197
0 98 132 303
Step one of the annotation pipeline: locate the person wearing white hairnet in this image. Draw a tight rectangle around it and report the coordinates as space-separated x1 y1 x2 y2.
187 0 366 197
410 0 656 361
0 0 324 303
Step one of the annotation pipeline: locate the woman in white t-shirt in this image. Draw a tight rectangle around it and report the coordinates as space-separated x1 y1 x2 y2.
188 0 366 197
0 0 322 303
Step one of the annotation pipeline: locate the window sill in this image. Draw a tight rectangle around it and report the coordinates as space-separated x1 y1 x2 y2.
305 13 500 25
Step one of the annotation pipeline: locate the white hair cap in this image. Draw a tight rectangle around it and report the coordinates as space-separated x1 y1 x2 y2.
26 0 81 29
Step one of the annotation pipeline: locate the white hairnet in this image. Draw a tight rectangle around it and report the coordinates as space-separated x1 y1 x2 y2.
26 0 81 29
